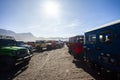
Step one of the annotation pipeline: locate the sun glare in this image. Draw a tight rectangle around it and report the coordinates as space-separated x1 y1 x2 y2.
42 1 60 18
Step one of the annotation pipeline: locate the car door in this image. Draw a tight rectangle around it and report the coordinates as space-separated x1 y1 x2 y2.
97 27 114 64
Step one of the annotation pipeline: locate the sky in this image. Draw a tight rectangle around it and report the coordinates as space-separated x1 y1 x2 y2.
0 0 120 37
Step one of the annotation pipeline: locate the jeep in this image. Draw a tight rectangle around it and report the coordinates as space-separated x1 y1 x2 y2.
35 40 52 51
0 35 32 71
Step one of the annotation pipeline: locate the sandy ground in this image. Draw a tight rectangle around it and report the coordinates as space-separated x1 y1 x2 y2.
13 46 96 80
0 45 117 80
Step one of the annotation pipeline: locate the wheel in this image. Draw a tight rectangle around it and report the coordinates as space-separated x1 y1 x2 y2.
0 56 15 71
36 46 42 51
24 58 31 65
47 45 52 50
117 73 120 80
88 61 96 69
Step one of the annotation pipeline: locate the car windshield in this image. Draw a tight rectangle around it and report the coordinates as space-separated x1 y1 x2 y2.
17 42 25 46
0 39 16 47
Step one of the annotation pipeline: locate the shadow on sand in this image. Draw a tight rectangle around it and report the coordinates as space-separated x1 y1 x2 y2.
0 62 29 80
72 60 118 80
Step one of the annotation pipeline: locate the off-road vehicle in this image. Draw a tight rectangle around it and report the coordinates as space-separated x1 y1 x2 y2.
35 40 52 51
0 35 32 71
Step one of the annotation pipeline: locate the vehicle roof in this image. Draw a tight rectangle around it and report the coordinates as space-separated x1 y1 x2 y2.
69 35 84 38
85 20 120 33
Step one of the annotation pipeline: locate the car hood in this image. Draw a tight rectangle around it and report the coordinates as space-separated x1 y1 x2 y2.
1 46 25 50
0 46 26 56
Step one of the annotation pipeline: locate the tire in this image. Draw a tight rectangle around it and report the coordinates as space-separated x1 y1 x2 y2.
117 73 120 80
36 46 42 51
47 45 52 50
87 61 96 69
24 58 31 65
0 56 15 71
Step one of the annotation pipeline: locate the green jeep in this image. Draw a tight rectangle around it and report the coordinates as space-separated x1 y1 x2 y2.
0 35 32 71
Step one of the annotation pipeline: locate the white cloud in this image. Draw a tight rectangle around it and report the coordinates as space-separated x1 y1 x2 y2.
19 17 84 37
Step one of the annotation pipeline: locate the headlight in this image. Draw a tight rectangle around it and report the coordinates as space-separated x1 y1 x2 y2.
27 49 30 54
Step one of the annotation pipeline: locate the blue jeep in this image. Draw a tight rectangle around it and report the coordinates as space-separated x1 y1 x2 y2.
84 20 120 74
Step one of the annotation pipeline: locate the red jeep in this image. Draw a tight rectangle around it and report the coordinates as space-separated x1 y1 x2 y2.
68 35 84 60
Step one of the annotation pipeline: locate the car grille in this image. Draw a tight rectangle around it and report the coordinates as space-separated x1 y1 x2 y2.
18 49 28 57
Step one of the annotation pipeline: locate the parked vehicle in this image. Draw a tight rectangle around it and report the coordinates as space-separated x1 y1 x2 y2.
0 35 32 71
35 40 52 51
16 41 34 54
68 35 84 60
57 40 64 48
51 40 62 49
27 41 36 48
46 40 53 50
50 40 58 49
84 20 120 75
47 40 63 49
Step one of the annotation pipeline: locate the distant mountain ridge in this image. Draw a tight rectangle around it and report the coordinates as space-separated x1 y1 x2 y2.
0 29 68 41
0 29 36 41
0 29 16 36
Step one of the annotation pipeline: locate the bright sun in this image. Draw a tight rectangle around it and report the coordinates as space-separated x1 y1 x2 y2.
42 1 60 17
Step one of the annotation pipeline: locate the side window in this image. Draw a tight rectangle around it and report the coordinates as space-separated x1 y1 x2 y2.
105 33 113 42
76 37 78 43
88 35 96 44
99 31 113 43
78 37 84 44
99 35 104 43
76 36 84 44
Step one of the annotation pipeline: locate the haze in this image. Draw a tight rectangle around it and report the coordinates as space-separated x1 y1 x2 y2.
0 0 120 37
